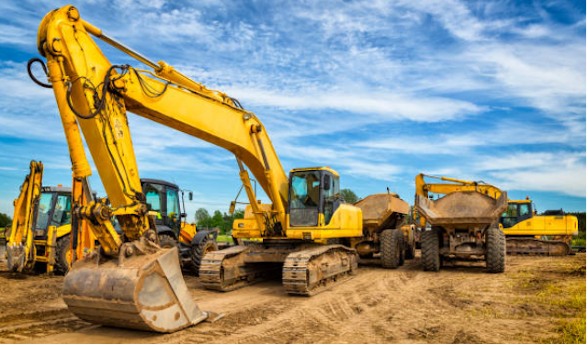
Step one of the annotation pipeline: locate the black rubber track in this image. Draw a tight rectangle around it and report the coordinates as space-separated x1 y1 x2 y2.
485 226 506 273
421 230 440 272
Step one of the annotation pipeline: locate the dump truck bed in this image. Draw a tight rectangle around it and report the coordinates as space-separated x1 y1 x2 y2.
354 193 409 232
416 191 508 227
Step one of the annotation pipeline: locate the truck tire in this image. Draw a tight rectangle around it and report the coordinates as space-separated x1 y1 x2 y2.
55 235 72 275
381 229 404 268
421 230 440 272
485 226 506 273
191 236 218 276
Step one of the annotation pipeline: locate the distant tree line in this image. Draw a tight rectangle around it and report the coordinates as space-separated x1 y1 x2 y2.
0 212 11 228
569 212 586 240
195 208 245 235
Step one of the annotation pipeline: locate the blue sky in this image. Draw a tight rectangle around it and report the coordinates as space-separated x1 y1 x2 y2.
0 0 585 222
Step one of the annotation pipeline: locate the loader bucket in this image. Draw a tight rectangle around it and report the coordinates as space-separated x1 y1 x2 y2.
416 191 508 227
63 245 208 333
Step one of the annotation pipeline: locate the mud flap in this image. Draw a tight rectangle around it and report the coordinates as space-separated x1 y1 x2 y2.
63 245 210 333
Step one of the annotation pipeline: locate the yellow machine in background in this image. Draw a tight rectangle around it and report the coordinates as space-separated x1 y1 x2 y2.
414 174 508 273
31 5 360 332
6 160 95 275
500 198 578 255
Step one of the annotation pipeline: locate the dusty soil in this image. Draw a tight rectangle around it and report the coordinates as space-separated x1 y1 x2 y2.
0 252 584 344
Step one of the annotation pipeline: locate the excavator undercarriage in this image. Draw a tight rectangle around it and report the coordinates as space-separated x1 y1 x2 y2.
200 242 358 296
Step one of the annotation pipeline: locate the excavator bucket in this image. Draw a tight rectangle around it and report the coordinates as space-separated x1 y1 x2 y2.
63 244 210 333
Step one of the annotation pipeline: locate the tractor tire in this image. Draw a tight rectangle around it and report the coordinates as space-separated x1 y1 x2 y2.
485 226 506 273
54 235 72 275
158 234 178 249
381 229 404 268
421 230 441 272
191 236 218 276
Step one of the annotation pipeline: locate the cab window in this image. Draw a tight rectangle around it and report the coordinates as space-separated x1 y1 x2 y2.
35 193 54 230
167 188 180 223
520 204 530 216
51 195 71 227
145 184 164 212
289 171 321 227
323 173 339 225
502 204 518 217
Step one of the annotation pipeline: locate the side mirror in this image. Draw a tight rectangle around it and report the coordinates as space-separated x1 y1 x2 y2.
188 192 193 201
180 212 187 219
323 175 331 190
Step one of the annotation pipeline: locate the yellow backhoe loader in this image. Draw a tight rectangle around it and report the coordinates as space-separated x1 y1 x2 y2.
414 174 508 273
30 5 359 332
140 178 219 273
500 198 578 255
6 160 96 275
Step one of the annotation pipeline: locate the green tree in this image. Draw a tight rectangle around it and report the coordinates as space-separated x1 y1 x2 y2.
210 210 224 229
0 212 11 228
195 208 211 227
340 188 359 204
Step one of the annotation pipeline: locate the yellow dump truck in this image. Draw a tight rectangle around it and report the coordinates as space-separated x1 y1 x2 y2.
351 192 415 268
415 174 508 273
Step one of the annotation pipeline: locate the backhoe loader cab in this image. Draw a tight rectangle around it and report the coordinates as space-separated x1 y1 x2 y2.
140 178 218 273
288 168 342 227
500 200 535 228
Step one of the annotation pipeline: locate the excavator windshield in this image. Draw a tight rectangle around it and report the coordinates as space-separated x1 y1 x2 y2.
289 170 321 226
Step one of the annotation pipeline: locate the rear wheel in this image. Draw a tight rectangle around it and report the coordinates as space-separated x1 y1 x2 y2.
485 226 506 273
55 235 72 275
381 229 404 268
191 236 218 276
421 230 441 272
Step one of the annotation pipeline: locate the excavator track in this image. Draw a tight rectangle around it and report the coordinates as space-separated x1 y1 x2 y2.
199 245 270 291
283 245 358 296
506 238 571 256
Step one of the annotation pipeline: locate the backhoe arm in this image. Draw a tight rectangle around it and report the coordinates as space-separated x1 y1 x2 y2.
6 161 43 272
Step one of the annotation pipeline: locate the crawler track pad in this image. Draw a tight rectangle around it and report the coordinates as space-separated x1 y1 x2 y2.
63 247 208 333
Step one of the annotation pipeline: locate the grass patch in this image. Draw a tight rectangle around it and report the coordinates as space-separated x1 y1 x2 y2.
216 235 233 242
541 318 586 344
572 238 586 247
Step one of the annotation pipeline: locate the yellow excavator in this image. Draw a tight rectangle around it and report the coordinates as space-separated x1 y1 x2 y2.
6 160 96 275
500 198 578 255
414 174 508 272
31 5 360 332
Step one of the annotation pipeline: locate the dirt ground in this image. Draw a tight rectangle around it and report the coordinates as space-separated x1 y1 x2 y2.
0 250 585 344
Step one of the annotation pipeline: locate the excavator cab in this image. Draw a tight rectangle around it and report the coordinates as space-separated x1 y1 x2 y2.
141 179 184 234
288 168 342 227
500 200 534 228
